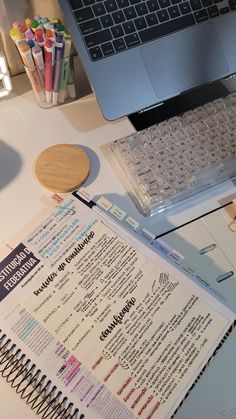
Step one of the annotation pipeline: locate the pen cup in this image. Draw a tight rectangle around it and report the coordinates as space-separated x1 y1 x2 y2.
24 54 77 107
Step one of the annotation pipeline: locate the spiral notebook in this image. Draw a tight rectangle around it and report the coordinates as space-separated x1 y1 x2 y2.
0 194 235 419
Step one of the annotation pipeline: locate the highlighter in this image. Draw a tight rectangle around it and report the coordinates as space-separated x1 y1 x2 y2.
44 39 53 103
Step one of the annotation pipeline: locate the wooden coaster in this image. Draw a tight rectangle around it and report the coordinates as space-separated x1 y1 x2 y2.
34 144 90 193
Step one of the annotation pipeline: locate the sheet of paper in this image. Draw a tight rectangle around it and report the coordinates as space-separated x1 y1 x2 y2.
0 196 234 419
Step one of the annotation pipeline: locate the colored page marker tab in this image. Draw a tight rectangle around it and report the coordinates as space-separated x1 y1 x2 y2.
96 196 113 211
154 238 172 254
125 216 139 230
199 243 216 255
142 228 155 240
169 249 185 264
109 205 126 220
216 271 234 283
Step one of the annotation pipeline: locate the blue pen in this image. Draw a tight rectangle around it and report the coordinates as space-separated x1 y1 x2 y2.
52 35 64 105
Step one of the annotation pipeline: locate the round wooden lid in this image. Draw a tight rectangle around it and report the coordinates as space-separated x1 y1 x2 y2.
34 144 90 192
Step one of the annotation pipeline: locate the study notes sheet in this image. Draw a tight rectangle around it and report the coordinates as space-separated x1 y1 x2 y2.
0 196 234 419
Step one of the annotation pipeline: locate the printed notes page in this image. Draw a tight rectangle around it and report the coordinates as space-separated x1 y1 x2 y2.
0 196 234 419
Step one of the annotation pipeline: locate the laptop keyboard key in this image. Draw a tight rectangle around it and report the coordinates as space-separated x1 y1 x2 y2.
125 33 141 47
123 21 136 33
69 0 83 9
190 0 202 9
135 2 149 14
117 0 129 7
79 18 102 34
113 38 127 51
157 9 170 21
168 5 181 17
85 28 112 47
75 7 94 22
83 0 96 5
101 42 115 55
89 46 103 59
159 0 171 7
171 0 183 5
111 24 124 37
146 12 159 24
219 6 230 12
101 14 114 26
92 3 106 15
112 10 126 23
104 0 118 12
124 6 138 18
179 1 191 13
134 16 148 29
140 14 195 42
229 0 236 9
147 0 160 10
194 8 209 20
207 4 219 15
201 0 212 6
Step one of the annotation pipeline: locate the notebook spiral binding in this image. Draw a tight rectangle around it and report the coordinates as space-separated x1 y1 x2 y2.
0 330 85 419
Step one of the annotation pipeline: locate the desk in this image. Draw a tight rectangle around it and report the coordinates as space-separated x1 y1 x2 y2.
0 73 236 418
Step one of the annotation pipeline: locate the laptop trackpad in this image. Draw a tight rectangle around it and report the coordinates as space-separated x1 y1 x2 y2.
140 24 229 98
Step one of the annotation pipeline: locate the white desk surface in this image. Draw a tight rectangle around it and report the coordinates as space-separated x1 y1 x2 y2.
0 73 236 418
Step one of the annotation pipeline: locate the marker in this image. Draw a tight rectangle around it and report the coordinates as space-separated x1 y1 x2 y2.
25 29 35 41
51 18 61 24
41 17 50 28
19 44 44 103
45 29 55 42
55 24 65 36
67 59 76 98
36 33 45 48
25 18 32 28
34 15 42 23
27 39 35 49
19 24 28 34
32 45 44 87
9 28 24 44
12 21 22 30
52 35 64 105
58 32 72 103
31 19 41 32
44 39 53 103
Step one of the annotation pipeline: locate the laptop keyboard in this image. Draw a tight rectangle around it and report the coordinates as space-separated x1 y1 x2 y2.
68 0 236 61
110 92 236 216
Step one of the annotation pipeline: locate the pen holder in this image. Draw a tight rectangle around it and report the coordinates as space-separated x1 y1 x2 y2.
24 54 77 108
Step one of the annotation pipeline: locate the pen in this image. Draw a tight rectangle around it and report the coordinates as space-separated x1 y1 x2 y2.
44 39 53 103
58 32 72 103
32 45 44 87
52 35 64 105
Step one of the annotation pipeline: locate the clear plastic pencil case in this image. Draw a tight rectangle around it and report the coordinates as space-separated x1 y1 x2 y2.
110 93 236 216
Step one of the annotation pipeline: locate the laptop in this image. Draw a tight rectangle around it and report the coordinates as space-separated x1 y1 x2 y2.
59 0 236 120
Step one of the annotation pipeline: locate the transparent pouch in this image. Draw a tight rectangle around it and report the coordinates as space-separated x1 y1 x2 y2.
24 54 77 108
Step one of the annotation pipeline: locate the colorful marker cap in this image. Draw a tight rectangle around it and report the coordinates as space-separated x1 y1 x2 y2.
31 20 40 29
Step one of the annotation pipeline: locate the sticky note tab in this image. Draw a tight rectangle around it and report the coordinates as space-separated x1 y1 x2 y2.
109 205 126 220
170 249 185 264
96 196 113 211
125 216 140 230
